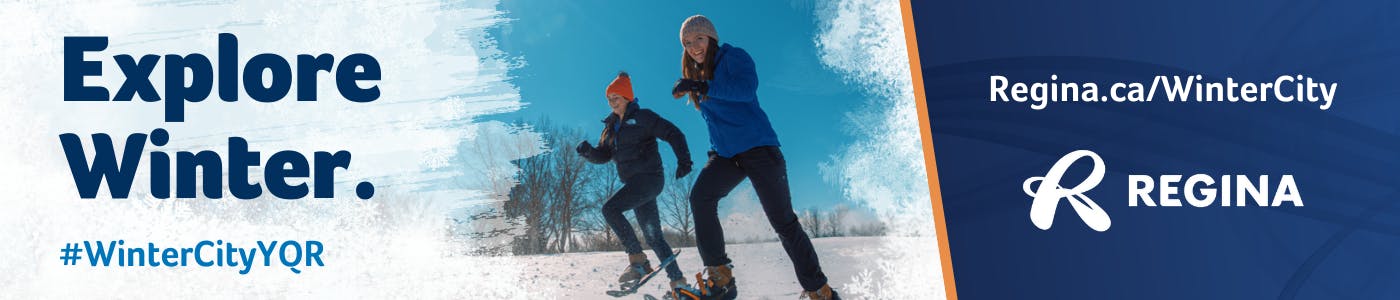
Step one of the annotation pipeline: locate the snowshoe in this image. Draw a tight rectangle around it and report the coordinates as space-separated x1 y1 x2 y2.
670 264 736 300
607 250 683 298
618 253 656 285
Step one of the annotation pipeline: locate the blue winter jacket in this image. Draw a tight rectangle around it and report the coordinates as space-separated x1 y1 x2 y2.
699 43 780 158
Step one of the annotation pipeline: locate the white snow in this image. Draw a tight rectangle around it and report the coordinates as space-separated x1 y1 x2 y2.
513 236 940 299
814 0 947 298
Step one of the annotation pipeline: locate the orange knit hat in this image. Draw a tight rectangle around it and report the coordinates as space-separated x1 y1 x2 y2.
606 71 634 101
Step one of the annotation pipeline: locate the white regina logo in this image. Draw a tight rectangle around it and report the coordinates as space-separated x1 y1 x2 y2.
1023 150 1112 231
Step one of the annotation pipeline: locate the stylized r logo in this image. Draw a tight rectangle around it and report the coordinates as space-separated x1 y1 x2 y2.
1023 150 1111 231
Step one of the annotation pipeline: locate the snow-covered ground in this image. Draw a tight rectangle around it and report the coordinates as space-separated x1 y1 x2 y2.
514 236 939 299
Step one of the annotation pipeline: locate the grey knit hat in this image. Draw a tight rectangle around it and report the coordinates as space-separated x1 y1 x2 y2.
679 14 718 44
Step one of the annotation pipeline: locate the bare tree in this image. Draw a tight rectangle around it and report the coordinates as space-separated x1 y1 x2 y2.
848 221 888 237
824 204 850 238
503 118 644 254
504 118 575 255
574 161 621 251
547 126 592 253
662 171 697 245
801 207 824 238
506 129 554 254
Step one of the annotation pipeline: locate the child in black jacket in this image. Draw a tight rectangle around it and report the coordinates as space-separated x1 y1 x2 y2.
577 71 694 290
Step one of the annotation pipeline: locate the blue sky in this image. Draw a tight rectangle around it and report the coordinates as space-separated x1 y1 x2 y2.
488 0 866 209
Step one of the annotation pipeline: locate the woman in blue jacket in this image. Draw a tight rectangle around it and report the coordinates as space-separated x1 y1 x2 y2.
668 15 839 300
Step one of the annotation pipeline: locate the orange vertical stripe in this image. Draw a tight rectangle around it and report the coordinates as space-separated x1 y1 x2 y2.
898 0 957 299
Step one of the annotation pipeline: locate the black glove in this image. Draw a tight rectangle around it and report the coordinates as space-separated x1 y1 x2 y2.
671 79 708 99
676 160 693 179
576 141 592 156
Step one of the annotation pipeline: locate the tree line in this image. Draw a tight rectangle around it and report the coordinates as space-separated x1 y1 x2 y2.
491 119 882 255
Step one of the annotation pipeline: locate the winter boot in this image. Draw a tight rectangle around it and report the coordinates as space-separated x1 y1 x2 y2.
799 283 841 300
617 253 654 284
669 277 690 290
671 264 737 300
663 278 691 300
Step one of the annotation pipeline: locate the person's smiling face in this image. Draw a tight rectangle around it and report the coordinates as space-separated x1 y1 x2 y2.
607 93 629 117
683 34 710 64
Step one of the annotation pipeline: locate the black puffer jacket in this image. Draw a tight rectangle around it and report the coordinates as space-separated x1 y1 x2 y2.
580 101 692 182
